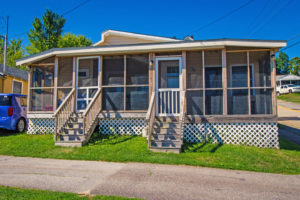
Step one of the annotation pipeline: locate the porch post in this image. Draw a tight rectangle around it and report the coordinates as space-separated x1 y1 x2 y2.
72 56 76 111
54 57 58 110
27 66 33 111
149 53 155 100
247 51 251 115
182 51 187 111
271 50 277 116
222 49 227 115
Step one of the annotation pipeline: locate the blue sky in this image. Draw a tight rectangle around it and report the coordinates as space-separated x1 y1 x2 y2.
0 0 299 58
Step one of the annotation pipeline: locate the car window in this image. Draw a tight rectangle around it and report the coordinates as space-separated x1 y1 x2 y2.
20 97 27 107
0 96 12 106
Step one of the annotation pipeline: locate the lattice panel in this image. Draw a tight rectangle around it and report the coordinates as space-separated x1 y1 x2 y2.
184 123 279 148
28 118 55 134
99 118 147 135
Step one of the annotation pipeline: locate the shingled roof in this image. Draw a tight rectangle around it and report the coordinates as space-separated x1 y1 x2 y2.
0 64 28 81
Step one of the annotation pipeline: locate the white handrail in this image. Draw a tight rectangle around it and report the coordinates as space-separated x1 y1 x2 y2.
146 92 155 121
53 88 75 117
83 88 102 117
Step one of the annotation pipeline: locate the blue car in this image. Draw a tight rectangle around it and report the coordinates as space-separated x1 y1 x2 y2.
0 93 27 132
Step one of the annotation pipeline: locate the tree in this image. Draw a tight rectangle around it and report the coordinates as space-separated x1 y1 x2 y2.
289 57 300 76
26 9 66 55
0 38 25 69
57 33 92 48
276 52 289 74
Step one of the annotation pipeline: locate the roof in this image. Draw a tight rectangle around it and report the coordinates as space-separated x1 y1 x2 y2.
276 74 300 81
16 38 286 66
0 64 28 81
93 30 181 46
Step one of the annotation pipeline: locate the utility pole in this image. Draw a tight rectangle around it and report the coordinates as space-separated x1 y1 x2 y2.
3 16 9 74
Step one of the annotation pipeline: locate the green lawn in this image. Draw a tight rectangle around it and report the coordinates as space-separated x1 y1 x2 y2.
278 93 300 103
0 132 299 174
0 186 139 200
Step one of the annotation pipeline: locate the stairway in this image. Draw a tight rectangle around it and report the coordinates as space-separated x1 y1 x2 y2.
149 117 183 153
55 113 86 147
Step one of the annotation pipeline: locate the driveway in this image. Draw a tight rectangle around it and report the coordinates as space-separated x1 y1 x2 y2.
277 100 300 145
0 156 299 200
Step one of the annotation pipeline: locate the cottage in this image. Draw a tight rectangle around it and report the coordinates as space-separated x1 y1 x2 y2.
16 30 286 152
0 64 28 95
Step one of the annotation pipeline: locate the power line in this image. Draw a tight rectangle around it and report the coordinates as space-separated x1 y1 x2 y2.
248 0 293 37
186 0 254 36
288 33 300 42
279 40 300 52
247 0 271 31
62 0 91 16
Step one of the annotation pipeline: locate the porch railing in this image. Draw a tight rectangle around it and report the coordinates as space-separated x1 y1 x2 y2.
53 88 75 141
157 89 180 115
82 88 102 141
146 92 156 148
178 90 186 140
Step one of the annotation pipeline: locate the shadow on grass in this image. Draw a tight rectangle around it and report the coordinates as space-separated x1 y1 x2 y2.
0 129 25 137
279 138 300 151
88 132 136 145
182 142 223 153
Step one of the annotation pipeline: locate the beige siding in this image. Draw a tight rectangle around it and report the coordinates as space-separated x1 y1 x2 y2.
98 35 165 46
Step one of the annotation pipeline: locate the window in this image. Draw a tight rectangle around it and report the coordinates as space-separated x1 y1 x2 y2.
167 66 179 88
227 89 248 115
102 54 149 111
0 95 12 106
12 80 22 94
78 69 89 78
205 90 223 115
30 64 54 111
205 67 222 88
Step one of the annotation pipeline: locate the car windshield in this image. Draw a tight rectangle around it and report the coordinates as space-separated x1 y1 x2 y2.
0 95 12 106
288 84 295 87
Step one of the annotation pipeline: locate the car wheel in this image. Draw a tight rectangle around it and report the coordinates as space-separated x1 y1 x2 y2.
16 118 25 132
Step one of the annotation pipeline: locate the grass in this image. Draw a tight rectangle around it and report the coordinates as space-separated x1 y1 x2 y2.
0 186 140 200
0 132 299 174
278 93 300 103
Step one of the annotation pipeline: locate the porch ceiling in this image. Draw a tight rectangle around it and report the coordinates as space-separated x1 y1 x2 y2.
16 39 286 66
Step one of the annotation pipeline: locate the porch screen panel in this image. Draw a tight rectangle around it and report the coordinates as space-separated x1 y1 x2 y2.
227 89 248 115
205 90 223 115
30 65 55 111
251 89 272 114
227 52 248 87
103 55 124 85
31 88 54 111
102 87 124 110
186 51 203 88
249 51 271 87
57 57 73 107
126 87 148 110
187 90 203 115
126 54 148 85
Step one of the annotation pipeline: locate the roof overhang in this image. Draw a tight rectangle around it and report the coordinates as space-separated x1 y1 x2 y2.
17 39 286 66
92 30 180 46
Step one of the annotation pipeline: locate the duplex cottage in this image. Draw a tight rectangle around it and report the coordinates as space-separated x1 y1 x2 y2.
16 30 286 152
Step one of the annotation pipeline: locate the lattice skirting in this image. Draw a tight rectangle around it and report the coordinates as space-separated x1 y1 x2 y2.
184 123 279 148
28 118 55 134
99 118 147 136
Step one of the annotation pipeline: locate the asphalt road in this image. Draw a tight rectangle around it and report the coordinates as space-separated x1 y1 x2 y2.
0 156 299 200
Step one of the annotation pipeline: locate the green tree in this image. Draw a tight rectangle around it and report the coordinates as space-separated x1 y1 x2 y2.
26 9 66 55
289 57 300 75
276 52 289 74
0 38 25 69
57 33 91 48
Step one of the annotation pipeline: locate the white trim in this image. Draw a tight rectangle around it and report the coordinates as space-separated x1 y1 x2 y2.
16 40 286 66
155 57 182 116
76 56 100 112
93 30 180 46
229 64 255 88
12 79 23 94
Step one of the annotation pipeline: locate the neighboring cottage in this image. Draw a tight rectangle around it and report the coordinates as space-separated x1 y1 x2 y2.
16 30 286 152
276 74 300 86
0 64 28 95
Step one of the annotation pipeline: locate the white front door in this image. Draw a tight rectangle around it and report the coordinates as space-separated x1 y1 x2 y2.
76 56 100 112
155 57 182 116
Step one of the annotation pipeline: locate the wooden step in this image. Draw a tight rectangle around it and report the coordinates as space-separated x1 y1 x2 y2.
152 134 181 141
55 141 83 147
155 116 179 123
154 122 179 129
66 123 83 129
59 134 85 142
151 140 182 148
71 113 83 118
69 117 84 123
149 147 181 154
61 128 83 135
153 128 180 134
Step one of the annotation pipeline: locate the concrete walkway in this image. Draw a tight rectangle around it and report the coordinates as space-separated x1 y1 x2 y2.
0 156 299 200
